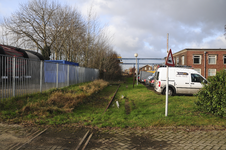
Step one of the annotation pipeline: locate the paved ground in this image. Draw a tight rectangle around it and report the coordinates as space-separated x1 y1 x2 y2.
0 123 226 150
1 84 226 150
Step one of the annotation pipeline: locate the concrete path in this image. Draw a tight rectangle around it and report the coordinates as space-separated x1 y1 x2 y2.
0 123 226 150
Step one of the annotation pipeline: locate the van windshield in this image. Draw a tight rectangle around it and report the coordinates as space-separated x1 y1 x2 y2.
191 74 207 84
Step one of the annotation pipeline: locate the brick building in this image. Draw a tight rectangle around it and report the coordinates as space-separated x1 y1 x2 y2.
172 48 226 78
138 65 153 73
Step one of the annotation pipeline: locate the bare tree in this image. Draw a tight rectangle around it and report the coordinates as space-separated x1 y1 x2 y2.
80 5 105 67
49 5 85 61
0 26 8 45
2 0 68 59
1 0 122 80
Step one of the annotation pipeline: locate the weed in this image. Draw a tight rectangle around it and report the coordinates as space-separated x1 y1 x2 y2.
1 77 226 129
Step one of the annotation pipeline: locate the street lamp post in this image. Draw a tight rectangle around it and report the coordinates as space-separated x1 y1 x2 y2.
134 53 138 85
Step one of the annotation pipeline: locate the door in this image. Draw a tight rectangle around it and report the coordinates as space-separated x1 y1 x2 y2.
175 71 191 94
190 73 206 94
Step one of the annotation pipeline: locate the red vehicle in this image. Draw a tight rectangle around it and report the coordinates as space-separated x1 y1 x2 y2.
0 44 44 82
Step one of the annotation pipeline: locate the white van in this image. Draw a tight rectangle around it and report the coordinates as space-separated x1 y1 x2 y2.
154 67 207 96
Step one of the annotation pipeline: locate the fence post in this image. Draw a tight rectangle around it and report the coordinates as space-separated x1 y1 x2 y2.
40 61 43 93
56 63 58 88
12 56 15 97
77 66 80 84
67 65 69 86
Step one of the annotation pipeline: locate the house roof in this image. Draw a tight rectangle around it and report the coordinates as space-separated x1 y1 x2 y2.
139 64 152 69
172 48 226 56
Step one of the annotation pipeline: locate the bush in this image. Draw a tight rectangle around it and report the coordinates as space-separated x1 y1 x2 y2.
195 70 226 117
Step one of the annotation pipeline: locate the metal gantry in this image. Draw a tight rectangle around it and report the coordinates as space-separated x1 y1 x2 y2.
117 57 165 69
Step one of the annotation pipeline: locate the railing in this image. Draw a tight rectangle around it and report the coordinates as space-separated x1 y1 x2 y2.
0 55 99 100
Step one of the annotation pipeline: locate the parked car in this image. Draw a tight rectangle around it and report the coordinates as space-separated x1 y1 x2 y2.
140 71 153 83
145 73 155 86
147 76 155 87
154 67 207 96
144 76 150 84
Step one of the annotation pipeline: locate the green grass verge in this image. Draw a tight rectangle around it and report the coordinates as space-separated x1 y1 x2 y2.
0 77 226 128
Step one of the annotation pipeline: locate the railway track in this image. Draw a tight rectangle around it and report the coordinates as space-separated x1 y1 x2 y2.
75 130 93 150
3 84 122 150
4 127 94 150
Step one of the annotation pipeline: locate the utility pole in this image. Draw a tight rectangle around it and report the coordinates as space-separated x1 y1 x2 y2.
134 53 138 85
165 33 169 117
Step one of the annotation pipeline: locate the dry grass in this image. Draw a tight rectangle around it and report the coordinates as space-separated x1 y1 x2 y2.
47 92 86 108
21 79 109 116
79 79 109 95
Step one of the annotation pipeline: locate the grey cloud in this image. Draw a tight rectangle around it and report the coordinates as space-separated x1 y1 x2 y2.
96 0 226 58
2 0 226 61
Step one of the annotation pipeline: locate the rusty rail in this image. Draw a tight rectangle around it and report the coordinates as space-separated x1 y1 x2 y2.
103 84 121 113
75 130 93 150
15 128 48 150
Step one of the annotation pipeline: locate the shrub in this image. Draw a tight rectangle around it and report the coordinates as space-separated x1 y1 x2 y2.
195 70 226 117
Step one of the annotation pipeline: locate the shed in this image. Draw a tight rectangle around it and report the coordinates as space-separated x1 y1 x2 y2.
44 60 79 83
44 60 79 66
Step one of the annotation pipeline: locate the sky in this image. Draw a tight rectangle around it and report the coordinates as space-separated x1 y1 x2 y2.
0 0 226 68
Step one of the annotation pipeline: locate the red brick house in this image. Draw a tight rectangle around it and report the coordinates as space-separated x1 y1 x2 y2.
172 48 226 78
138 65 153 73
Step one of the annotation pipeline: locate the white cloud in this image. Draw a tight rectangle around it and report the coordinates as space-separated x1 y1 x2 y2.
1 0 226 62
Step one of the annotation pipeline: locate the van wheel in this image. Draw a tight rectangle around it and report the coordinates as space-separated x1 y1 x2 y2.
163 87 174 96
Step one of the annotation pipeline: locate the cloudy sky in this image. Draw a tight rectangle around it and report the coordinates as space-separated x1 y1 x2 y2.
0 0 226 66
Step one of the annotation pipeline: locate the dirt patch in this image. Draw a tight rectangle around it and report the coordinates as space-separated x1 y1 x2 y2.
131 99 136 109
25 127 88 149
125 98 131 115
0 123 40 149
21 126 115 150
1 123 174 150
86 129 116 149
130 134 171 150
144 83 155 91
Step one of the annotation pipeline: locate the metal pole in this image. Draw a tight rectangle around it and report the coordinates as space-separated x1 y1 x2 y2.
166 66 169 116
40 61 43 93
67 65 70 86
12 56 15 97
136 57 138 85
133 67 135 88
56 63 58 88
204 51 206 78
165 33 169 117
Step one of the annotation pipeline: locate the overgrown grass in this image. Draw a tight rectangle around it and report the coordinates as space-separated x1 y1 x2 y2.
0 77 226 129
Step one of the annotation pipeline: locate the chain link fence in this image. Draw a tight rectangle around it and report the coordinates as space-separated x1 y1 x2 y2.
0 55 99 100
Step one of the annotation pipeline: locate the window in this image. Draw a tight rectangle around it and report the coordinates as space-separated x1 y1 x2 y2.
176 57 179 65
191 74 207 83
208 55 217 64
145 67 147 70
193 55 201 64
156 71 159 80
208 69 216 76
194 68 201 74
181 55 184 65
174 58 176 64
224 55 226 64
